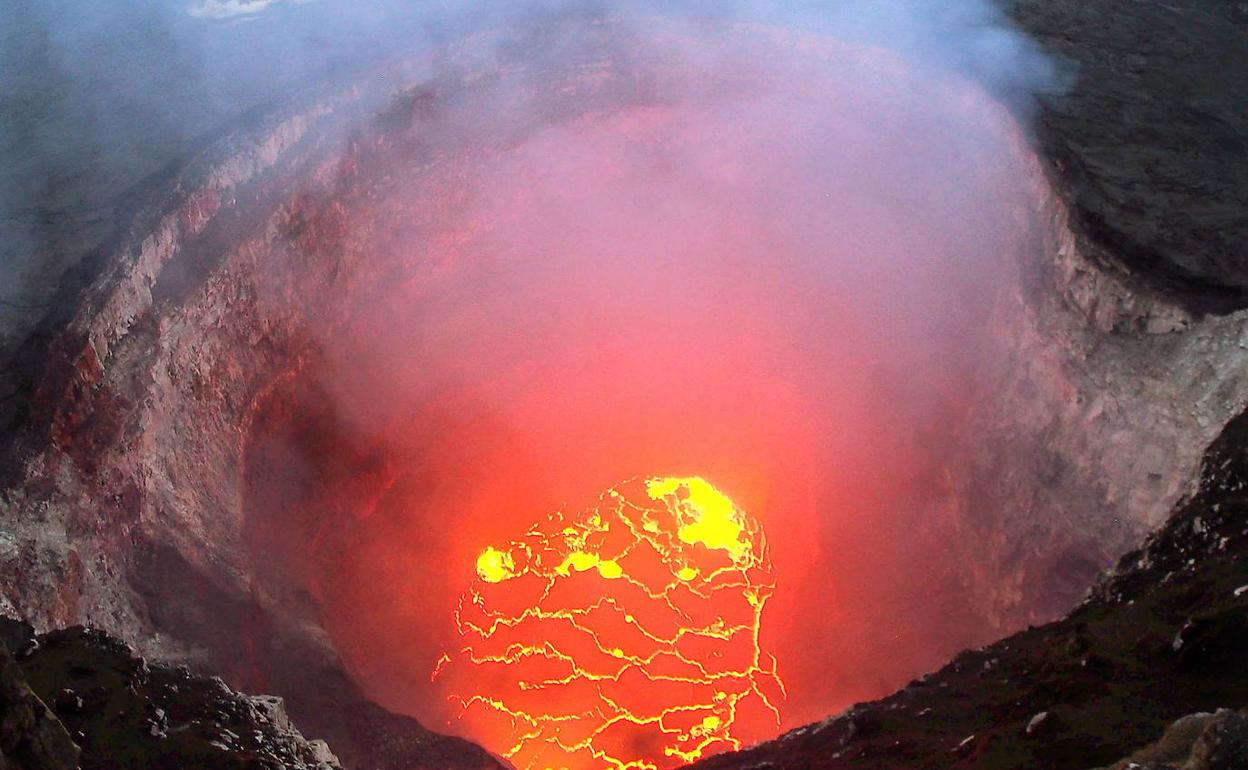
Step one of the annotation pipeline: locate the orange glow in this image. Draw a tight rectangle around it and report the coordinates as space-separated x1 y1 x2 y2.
433 476 784 770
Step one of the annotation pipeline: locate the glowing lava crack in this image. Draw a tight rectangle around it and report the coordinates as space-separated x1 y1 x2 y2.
432 477 786 770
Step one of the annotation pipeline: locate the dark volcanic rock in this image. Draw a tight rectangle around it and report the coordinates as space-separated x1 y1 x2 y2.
1094 709 1248 770
3 622 341 770
1008 0 1248 311
0 617 37 659
0 619 78 770
688 408 1248 769
1188 710 1248 770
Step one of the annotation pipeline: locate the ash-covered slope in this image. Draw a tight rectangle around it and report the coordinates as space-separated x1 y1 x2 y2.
688 408 1248 769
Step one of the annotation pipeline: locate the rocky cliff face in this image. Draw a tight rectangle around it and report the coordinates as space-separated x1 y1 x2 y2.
929 164 1248 634
0 44 507 770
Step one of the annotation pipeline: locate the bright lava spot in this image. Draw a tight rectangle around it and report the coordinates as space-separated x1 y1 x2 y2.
433 476 785 770
647 477 750 562
477 546 517 583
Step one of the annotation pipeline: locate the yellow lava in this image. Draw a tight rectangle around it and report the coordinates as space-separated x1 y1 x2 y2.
436 476 784 770
476 546 516 583
646 476 749 562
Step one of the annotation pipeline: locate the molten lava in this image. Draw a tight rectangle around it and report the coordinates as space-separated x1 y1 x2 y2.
433 477 784 770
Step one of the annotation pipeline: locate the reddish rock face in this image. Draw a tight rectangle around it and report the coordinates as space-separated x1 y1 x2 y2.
1 16 1245 770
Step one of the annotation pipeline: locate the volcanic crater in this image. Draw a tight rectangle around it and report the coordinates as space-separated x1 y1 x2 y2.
2 14 1246 770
